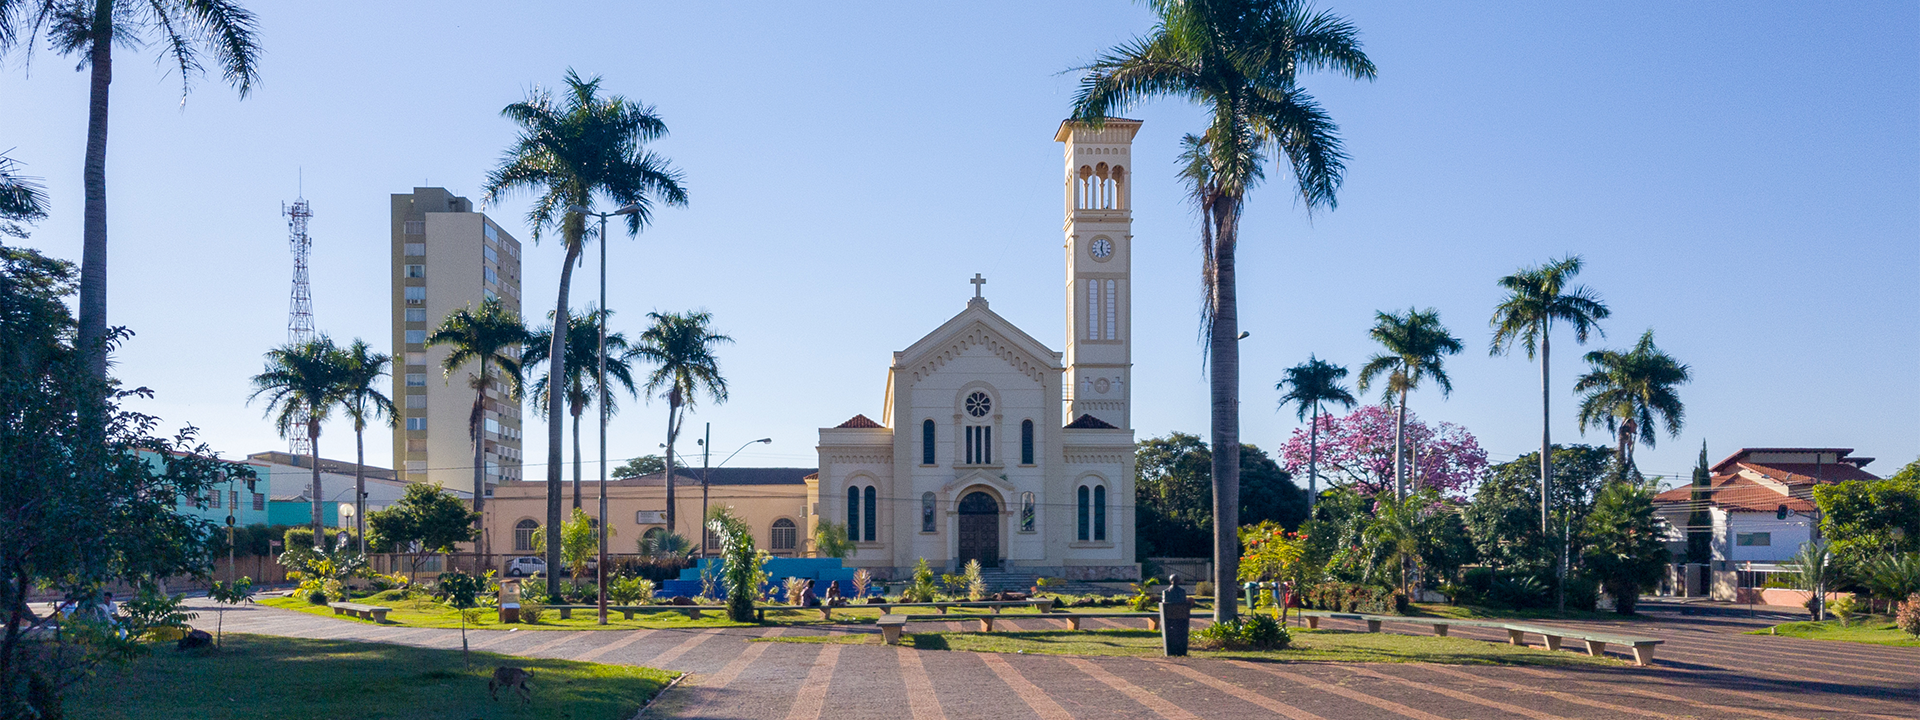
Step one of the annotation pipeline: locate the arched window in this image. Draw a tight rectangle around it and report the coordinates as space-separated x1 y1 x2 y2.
1077 486 1090 541
962 391 993 465
921 492 937 533
922 419 936 465
1093 485 1107 541
863 486 878 542
1020 420 1035 465
847 485 860 541
514 519 538 552
1020 492 1036 532
771 518 797 551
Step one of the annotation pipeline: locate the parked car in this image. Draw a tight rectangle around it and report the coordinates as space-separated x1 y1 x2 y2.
503 556 547 577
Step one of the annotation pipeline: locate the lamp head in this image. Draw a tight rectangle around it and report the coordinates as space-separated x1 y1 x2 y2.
613 203 642 215
757 438 772 444
566 204 593 215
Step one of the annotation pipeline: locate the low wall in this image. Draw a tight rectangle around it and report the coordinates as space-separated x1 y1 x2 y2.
1733 587 1853 607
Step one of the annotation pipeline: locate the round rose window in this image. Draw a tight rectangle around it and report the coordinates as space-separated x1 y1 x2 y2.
964 391 992 418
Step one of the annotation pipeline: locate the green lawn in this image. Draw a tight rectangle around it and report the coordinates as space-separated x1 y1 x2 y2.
1749 618 1920 647
1406 602 1652 622
760 627 1622 666
66 634 676 720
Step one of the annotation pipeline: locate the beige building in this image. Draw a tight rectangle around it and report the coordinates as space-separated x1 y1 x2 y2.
390 188 527 494
483 468 814 561
807 120 1142 580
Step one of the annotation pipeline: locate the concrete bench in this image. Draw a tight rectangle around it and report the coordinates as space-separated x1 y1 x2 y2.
1047 612 1161 631
1297 610 1664 666
327 602 391 622
546 604 723 620
1502 624 1664 666
877 614 907 645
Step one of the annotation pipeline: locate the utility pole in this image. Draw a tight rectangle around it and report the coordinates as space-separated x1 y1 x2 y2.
700 423 712 557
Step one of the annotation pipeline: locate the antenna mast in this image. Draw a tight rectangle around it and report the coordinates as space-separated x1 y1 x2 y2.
283 195 317 456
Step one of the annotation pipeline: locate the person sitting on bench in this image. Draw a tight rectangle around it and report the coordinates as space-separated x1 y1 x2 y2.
824 580 847 607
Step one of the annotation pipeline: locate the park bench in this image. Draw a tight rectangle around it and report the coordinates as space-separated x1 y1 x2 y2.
328 602 391 622
1045 611 1161 631
545 604 726 620
1295 610 1663 666
877 614 907 645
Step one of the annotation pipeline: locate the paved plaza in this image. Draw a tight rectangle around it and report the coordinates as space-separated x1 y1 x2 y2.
191 600 1917 719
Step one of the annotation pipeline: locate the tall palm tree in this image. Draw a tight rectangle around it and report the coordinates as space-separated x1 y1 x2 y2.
630 310 731 535
1275 355 1355 515
426 298 527 521
1489 255 1609 536
0 150 49 238
336 339 394 555
249 336 348 547
0 0 260 385
1574 330 1690 476
1072 0 1375 622
523 307 637 511
483 69 686 594
1358 308 1462 500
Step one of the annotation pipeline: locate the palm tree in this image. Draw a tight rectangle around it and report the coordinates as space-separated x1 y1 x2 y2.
523 307 637 511
0 0 260 385
1275 355 1355 515
1358 308 1463 500
630 310 731 535
0 150 49 238
249 336 348 547
1574 330 1690 476
426 298 527 522
336 340 394 555
483 69 686 594
1072 0 1375 623
1489 255 1609 537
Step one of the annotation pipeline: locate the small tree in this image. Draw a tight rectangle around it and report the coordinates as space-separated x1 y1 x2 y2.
964 560 987 601
532 507 606 583
707 507 757 622
812 520 855 559
903 558 939 603
1581 479 1671 614
366 484 480 581
206 577 256 649
612 454 667 480
437 570 488 666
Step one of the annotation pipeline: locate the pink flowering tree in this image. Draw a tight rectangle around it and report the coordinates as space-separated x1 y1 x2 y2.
1278 404 1486 498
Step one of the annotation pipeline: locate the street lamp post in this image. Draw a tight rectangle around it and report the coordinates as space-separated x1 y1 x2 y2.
698 434 773 555
569 203 639 625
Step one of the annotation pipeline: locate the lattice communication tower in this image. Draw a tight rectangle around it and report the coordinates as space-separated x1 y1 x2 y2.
283 197 316 456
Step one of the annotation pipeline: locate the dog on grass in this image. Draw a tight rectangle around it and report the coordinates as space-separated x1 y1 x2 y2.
489 666 533 704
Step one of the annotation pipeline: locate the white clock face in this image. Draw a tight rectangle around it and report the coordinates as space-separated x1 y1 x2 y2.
1090 237 1113 260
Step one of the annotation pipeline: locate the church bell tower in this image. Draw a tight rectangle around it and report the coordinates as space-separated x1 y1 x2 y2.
1057 118 1139 429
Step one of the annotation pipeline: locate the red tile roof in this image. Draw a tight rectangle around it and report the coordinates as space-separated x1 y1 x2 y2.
1653 472 1817 513
834 414 884 429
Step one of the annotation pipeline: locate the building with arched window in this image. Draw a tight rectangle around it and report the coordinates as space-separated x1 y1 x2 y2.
809 119 1141 581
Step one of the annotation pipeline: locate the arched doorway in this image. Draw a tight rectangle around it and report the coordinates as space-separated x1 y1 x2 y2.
957 491 1000 569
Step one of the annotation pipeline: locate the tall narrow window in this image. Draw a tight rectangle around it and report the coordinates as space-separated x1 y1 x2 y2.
1077 486 1091 541
922 419 936 465
1104 280 1117 340
983 426 991 464
921 492 937 532
847 486 860 541
1086 280 1100 340
1020 420 1035 465
863 486 878 542
1020 492 1036 532
1093 486 1107 541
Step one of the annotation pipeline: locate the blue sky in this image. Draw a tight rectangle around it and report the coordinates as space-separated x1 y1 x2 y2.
5 1 1915 484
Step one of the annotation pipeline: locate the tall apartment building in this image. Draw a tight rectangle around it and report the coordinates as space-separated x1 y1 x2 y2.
391 188 526 494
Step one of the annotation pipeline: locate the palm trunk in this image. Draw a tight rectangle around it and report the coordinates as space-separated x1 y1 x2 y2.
1393 389 1408 501
76 0 114 387
473 356 490 515
571 404 583 510
1307 403 1320 516
1207 199 1242 623
355 424 367 556
1539 329 1552 534
546 242 579 600
664 401 680 533
308 417 324 549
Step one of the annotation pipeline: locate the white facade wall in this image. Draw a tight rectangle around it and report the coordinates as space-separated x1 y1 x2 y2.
1711 508 1816 566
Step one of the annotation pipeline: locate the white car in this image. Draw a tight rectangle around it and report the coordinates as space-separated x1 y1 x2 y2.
503 556 547 577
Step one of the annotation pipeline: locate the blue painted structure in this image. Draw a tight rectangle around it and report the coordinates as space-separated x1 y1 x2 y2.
657 557 880 601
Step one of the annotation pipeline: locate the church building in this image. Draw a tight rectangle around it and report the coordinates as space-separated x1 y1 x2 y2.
809 120 1143 581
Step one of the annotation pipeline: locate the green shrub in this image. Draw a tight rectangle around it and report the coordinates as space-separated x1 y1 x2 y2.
1195 614 1290 650
1563 574 1600 612
1830 595 1860 626
609 576 656 605
1302 582 1406 614
903 558 939 603
305 589 328 605
518 581 550 605
964 560 987 602
518 604 545 624
1489 574 1546 610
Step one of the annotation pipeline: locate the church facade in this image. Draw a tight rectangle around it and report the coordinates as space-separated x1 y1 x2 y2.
809 120 1143 580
